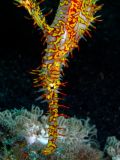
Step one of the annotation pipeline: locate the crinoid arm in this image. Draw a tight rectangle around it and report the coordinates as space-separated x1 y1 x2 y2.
14 0 51 31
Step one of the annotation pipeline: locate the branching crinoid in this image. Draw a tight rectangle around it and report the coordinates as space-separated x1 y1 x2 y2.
0 106 103 160
14 0 102 155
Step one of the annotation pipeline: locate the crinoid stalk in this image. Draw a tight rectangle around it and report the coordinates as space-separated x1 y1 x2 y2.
14 0 102 155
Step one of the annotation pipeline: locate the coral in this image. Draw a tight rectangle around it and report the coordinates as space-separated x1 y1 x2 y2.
0 106 101 160
73 145 103 160
1 106 120 160
104 136 120 160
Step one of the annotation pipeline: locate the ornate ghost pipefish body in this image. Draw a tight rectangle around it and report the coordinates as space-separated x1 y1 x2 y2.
14 0 102 155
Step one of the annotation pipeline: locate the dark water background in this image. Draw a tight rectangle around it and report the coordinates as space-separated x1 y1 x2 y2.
0 0 120 149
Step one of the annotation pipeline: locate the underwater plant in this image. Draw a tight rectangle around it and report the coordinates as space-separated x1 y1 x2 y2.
13 0 102 155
